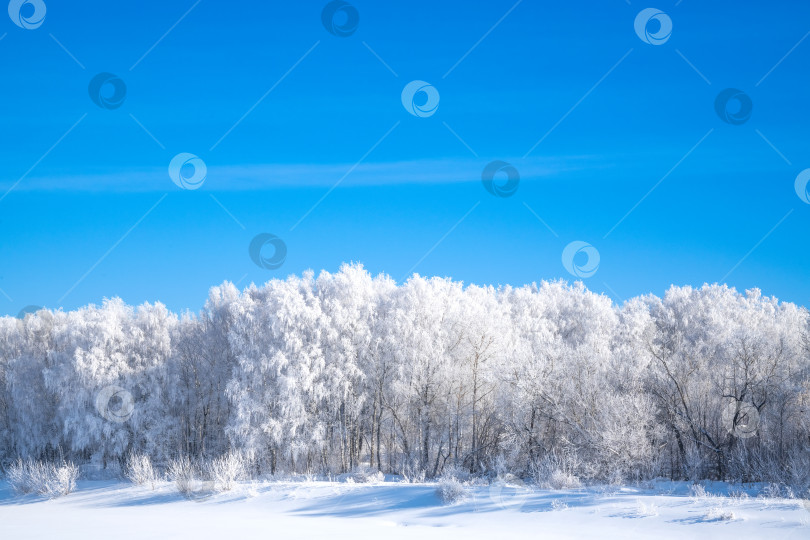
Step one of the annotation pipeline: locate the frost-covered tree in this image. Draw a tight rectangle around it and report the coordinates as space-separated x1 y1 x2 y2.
0 264 808 486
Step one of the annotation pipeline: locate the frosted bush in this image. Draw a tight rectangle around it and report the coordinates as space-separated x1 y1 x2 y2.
533 452 582 490
689 483 713 500
400 462 426 484
343 466 384 484
634 499 658 517
169 453 250 497
436 477 467 505
704 506 736 521
125 453 158 488
548 469 582 490
7 459 78 498
205 452 246 491
303 472 317 483
727 488 750 503
551 499 568 511
440 464 472 483
54 462 79 495
168 456 197 496
761 482 783 499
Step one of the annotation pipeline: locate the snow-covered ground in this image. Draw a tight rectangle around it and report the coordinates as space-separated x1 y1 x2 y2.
1 479 808 539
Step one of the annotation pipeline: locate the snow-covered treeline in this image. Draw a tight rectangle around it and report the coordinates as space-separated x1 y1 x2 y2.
1 264 808 485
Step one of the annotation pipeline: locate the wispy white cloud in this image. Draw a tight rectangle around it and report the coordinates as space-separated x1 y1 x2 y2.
0 156 606 192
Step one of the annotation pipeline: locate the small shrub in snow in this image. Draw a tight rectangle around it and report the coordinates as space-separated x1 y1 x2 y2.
689 483 713 500
704 506 736 521
341 466 384 484
205 452 246 491
53 462 79 496
125 453 158 488
761 482 783 499
303 472 318 483
168 456 197 497
551 499 568 511
169 453 249 497
634 499 658 517
727 488 750 503
7 459 78 498
400 464 426 484
439 464 471 483
532 452 582 490
547 469 581 490
436 477 467 505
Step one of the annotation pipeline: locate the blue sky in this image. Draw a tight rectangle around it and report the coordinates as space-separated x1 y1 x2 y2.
1 0 809 315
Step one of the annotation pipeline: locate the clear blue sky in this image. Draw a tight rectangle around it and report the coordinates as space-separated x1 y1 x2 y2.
1 0 809 315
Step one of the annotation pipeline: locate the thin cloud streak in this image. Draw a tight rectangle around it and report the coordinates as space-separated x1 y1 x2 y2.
2 157 605 192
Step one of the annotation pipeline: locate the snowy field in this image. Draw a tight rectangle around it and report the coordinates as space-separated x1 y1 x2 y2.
1 479 808 539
